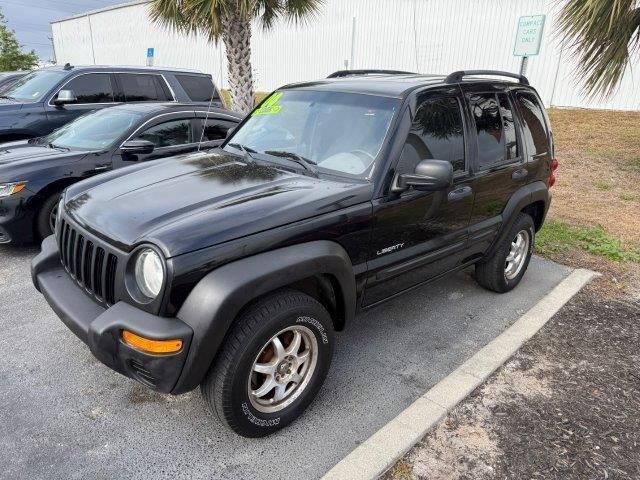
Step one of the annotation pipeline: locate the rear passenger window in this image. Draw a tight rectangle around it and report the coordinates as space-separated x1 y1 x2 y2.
176 75 218 102
469 93 504 169
197 118 236 141
60 73 114 103
397 94 465 176
469 92 522 169
118 74 173 102
515 92 549 156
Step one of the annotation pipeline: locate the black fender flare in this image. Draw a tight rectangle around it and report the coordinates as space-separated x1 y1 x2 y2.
485 181 550 259
171 240 356 393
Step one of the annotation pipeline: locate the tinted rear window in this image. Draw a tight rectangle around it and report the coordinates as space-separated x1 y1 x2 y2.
176 75 218 102
515 92 549 156
118 73 173 102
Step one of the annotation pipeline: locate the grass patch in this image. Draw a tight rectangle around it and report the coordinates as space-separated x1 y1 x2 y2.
594 181 612 191
619 192 638 201
536 221 640 262
627 157 640 171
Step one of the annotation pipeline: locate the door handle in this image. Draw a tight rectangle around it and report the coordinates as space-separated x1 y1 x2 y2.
94 164 110 171
447 186 473 202
512 168 528 180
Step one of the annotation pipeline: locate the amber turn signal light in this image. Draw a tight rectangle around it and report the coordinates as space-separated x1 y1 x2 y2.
121 330 182 354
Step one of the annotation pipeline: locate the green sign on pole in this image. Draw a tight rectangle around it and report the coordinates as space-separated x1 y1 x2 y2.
513 15 546 57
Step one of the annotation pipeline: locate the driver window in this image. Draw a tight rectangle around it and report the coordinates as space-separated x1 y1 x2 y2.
57 73 114 104
397 94 465 176
135 119 193 148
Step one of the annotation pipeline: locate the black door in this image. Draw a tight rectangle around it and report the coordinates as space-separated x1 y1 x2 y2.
461 86 529 257
363 88 475 306
44 73 117 133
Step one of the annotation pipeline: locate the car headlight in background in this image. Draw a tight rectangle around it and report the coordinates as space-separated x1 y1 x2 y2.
134 248 165 299
0 182 27 197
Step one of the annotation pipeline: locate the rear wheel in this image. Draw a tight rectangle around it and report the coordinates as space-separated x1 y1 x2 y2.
475 213 535 293
201 289 334 437
36 192 61 241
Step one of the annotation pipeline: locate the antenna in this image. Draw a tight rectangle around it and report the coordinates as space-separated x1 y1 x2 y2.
197 79 217 152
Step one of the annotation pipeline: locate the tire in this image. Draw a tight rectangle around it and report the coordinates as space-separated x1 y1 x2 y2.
201 289 335 437
36 192 61 241
475 212 535 293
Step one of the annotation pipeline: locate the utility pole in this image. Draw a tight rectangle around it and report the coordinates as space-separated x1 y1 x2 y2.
48 36 57 64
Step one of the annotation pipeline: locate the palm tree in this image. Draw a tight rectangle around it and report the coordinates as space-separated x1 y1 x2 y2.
557 0 640 98
150 0 323 113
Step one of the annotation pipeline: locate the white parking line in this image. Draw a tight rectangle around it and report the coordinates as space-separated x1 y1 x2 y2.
322 268 599 480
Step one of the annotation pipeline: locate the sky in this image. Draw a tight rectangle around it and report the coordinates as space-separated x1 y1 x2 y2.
2 0 123 62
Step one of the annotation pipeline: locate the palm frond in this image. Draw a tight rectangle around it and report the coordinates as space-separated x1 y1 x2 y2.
257 0 324 30
557 0 640 98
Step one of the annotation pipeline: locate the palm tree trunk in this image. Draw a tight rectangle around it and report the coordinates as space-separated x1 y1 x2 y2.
222 10 254 114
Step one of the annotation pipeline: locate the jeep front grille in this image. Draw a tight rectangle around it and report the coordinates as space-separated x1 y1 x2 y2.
58 218 118 306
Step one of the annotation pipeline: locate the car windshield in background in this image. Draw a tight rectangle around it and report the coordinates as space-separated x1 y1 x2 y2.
1 69 68 102
226 90 399 179
44 108 144 150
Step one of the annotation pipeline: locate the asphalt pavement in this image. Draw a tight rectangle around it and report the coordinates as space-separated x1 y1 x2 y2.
0 244 571 479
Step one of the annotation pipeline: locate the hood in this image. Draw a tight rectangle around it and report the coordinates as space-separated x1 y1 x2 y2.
0 142 89 182
0 99 24 112
64 151 372 257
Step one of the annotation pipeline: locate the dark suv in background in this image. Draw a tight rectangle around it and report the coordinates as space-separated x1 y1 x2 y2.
33 69 558 438
0 64 223 143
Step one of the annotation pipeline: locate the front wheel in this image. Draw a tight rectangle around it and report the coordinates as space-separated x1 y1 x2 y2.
36 192 61 241
475 213 535 293
201 289 334 437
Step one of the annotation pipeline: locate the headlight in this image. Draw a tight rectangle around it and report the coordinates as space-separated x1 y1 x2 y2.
0 182 27 197
134 248 165 299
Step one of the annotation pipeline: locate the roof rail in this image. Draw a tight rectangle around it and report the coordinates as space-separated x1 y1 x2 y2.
327 69 416 78
445 70 529 85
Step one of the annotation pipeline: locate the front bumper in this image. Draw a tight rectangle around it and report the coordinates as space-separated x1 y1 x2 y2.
0 192 35 244
31 235 193 393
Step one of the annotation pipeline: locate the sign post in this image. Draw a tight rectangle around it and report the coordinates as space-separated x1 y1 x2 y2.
513 15 545 76
146 47 155 67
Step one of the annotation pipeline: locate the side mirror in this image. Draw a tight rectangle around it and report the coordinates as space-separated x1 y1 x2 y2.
53 89 77 106
120 139 155 156
394 159 453 192
225 126 235 138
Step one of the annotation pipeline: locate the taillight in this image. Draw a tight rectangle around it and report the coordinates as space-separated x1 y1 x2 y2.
548 158 559 187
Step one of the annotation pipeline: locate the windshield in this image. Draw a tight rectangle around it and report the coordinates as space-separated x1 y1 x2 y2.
44 108 144 150
1 69 68 102
226 90 399 179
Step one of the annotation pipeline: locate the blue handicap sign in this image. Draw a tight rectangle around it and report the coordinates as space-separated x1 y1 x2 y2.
147 48 154 58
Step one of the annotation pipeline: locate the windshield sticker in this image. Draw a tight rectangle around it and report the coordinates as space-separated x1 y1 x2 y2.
252 92 283 116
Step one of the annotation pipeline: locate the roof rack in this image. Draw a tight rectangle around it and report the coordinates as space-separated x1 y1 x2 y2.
445 70 529 85
327 69 416 78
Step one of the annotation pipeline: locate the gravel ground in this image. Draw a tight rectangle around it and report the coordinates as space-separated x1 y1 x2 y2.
386 285 640 479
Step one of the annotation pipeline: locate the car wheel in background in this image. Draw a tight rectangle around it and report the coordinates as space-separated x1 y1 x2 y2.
36 193 61 241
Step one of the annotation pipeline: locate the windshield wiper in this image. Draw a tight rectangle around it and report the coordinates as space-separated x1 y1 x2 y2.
228 142 257 162
264 150 318 176
48 143 70 152
0 95 15 100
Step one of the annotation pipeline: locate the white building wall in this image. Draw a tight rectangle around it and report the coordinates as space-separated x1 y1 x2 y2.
51 0 640 111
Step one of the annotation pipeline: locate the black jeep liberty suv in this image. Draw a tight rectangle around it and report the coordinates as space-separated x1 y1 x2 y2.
32 70 558 437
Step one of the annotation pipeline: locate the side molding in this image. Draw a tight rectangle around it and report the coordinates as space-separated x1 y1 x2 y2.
171 240 356 393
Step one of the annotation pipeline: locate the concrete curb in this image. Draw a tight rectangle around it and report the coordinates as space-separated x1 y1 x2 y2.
322 268 599 480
